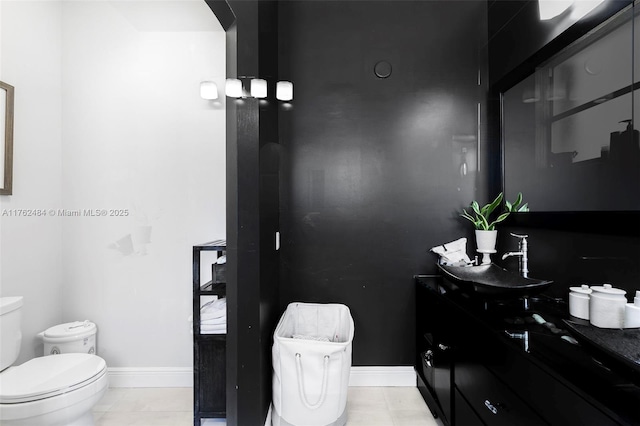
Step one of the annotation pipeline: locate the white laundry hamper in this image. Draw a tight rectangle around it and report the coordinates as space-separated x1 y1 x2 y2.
272 302 354 426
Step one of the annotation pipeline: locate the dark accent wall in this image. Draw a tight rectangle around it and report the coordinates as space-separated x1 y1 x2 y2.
278 0 488 366
207 1 280 424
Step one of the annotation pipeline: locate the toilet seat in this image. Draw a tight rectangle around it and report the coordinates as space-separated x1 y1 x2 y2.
0 353 107 404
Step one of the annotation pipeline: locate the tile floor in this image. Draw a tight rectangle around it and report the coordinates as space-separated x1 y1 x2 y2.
92 386 441 426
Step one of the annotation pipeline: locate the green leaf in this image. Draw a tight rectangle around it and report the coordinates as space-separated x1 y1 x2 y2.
513 192 523 209
483 192 503 217
471 201 481 216
494 211 510 223
479 214 490 230
461 210 475 222
487 212 510 229
505 200 513 212
518 203 529 212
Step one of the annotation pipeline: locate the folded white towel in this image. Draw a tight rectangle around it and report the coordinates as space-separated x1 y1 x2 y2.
201 316 226 326
200 298 226 320
202 298 226 312
430 237 472 266
200 324 226 334
201 311 226 321
187 315 226 325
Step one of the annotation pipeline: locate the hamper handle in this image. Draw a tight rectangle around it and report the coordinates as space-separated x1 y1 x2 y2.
295 353 330 410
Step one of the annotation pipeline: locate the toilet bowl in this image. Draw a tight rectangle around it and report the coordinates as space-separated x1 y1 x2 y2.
0 297 108 426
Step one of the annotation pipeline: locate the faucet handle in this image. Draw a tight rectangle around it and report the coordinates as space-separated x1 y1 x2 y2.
509 232 528 240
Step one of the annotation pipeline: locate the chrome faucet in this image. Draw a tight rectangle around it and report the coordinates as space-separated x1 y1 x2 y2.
501 233 529 278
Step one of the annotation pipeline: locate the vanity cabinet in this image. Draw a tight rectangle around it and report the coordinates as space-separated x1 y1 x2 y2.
416 275 640 426
193 240 226 426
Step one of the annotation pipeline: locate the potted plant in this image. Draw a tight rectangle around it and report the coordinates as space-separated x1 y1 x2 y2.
461 192 528 255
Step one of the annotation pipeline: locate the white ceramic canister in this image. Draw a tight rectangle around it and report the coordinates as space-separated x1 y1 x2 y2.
624 290 640 329
589 284 627 329
569 284 592 320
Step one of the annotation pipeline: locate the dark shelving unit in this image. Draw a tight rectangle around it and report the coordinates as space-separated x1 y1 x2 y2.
193 239 226 426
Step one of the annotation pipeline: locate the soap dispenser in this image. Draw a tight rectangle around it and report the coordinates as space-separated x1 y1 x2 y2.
610 119 640 162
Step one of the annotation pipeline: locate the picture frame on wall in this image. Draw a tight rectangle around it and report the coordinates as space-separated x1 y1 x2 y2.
1 80 14 195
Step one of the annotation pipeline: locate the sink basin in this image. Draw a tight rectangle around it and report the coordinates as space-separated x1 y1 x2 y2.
437 263 553 297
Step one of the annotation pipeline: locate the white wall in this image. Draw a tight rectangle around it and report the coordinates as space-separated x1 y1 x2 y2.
1 0 225 374
0 0 64 363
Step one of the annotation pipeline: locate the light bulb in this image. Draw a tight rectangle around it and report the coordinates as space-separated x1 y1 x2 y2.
225 79 243 98
200 81 218 100
276 81 293 101
251 79 267 98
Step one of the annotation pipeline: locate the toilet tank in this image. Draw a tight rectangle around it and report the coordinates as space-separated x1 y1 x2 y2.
0 297 23 371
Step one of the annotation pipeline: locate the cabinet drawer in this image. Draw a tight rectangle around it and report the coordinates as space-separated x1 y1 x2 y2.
456 362 547 426
454 387 483 426
486 338 619 425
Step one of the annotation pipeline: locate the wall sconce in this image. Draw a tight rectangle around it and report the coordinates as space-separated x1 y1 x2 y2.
276 81 294 101
225 78 243 98
538 0 573 20
250 79 267 98
200 81 219 100
225 78 294 101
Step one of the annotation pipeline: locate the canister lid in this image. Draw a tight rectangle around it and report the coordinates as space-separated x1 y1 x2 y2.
590 283 626 296
44 320 96 339
569 284 592 295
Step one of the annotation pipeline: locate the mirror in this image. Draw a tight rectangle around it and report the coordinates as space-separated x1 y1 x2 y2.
0 81 14 195
502 5 640 212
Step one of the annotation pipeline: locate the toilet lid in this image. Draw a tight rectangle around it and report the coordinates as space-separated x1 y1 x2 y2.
0 353 106 403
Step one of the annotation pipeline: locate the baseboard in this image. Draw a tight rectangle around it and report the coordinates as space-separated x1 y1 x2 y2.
107 367 193 388
348 366 417 387
107 365 416 388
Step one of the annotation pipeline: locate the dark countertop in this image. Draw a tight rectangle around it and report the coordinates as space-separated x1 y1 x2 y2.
416 275 640 425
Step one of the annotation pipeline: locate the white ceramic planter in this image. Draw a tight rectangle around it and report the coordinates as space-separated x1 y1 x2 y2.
589 284 626 329
475 230 497 252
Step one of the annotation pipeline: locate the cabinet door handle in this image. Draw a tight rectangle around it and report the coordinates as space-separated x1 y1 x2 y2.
423 350 434 368
484 399 498 415
438 343 450 351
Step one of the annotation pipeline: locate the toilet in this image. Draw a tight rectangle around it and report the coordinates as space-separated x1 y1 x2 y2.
0 297 108 426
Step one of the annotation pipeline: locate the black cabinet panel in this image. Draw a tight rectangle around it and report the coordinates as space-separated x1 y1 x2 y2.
486 337 621 426
456 362 547 426
454 387 483 426
196 338 226 415
420 337 453 423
